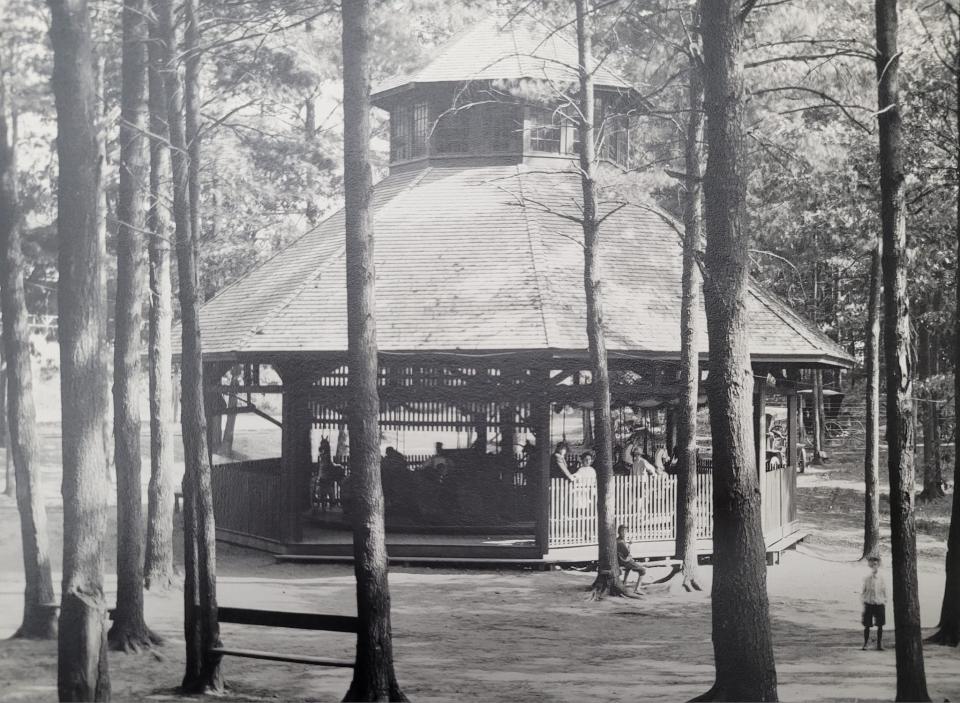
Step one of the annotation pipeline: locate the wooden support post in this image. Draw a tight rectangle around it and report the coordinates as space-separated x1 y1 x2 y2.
753 375 767 477
278 362 314 543
203 361 228 464
533 389 552 556
786 390 799 469
499 405 515 457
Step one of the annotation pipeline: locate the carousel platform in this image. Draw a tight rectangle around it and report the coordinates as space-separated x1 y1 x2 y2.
215 523 541 561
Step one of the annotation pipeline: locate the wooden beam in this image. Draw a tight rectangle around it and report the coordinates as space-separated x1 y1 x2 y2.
300 382 684 405
215 384 283 394
209 648 353 668
217 607 358 633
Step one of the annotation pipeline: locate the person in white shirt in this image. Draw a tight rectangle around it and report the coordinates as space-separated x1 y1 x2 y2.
861 555 887 651
573 451 597 511
575 451 597 482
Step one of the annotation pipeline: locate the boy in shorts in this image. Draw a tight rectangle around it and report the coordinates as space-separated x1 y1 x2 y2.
617 525 646 593
861 555 886 651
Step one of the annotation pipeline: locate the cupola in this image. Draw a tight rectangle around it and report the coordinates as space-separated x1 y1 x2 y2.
371 15 637 172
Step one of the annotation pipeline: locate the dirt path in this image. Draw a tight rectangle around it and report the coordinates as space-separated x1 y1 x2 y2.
0 453 958 701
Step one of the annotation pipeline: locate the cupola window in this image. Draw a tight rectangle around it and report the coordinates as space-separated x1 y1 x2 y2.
390 104 412 161
596 97 629 166
385 88 628 167
412 102 429 156
528 108 563 154
390 102 429 162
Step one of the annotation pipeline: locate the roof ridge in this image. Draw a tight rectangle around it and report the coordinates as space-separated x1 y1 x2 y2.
626 202 846 359
371 165 434 219
508 13 524 77
746 280 833 354
237 167 435 351
193 208 335 320
241 244 348 349
373 17 497 96
373 13 631 98
514 166 554 348
511 9 634 89
192 168 425 321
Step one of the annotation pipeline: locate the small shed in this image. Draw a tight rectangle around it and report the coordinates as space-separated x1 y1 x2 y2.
186 16 852 563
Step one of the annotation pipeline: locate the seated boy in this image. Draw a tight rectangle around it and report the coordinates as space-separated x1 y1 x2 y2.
617 525 647 593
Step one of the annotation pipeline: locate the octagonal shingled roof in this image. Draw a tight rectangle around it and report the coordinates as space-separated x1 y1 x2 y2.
371 14 633 102
189 164 851 367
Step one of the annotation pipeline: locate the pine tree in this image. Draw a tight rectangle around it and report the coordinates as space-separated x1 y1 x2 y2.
342 0 406 698
48 0 112 697
696 0 778 698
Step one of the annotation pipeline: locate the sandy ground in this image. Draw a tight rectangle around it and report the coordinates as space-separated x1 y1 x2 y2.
0 438 959 701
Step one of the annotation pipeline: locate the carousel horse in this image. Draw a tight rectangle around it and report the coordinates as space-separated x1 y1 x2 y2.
313 436 346 511
419 452 455 483
652 446 673 474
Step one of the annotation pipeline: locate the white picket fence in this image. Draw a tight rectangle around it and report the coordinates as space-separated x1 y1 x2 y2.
548 473 713 548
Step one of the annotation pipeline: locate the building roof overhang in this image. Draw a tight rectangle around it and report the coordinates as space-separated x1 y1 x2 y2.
180 164 852 372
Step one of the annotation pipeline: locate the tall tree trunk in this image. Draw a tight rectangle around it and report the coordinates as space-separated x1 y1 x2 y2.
157 0 223 691
863 238 882 560
0 52 57 642
47 0 112 698
3 362 15 498
926 44 960 648
108 0 160 652
144 0 176 592
94 56 114 489
697 1 778 699
573 0 621 601
341 2 406 700
675 14 704 593
875 0 931 697
0 358 6 453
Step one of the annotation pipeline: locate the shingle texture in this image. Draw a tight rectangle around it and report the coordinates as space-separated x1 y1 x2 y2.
372 15 632 100
190 164 851 366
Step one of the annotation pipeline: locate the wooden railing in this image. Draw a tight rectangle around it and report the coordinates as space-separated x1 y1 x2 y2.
548 473 713 548
212 458 282 540
318 452 533 525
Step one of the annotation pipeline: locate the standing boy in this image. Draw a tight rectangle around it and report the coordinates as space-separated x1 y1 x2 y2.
861 555 887 651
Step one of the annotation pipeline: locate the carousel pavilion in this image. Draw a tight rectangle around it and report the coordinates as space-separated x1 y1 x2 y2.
188 16 851 564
